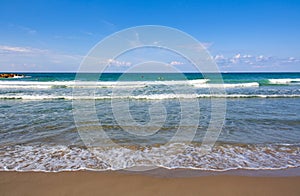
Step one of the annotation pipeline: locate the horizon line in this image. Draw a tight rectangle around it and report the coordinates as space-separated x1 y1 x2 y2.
1 71 300 74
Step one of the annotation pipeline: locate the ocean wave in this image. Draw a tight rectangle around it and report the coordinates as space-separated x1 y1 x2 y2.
0 143 299 172
12 75 24 79
193 82 259 88
0 79 207 86
0 94 300 100
0 80 263 90
0 85 53 89
268 78 300 85
0 79 209 89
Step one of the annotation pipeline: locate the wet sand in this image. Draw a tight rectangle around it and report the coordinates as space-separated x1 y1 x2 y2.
1 171 300 196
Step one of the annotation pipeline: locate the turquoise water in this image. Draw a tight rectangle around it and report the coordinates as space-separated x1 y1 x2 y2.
0 72 299 171
1 72 300 83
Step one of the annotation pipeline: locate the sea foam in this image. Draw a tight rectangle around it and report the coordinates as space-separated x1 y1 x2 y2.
0 143 299 172
0 80 262 90
1 94 300 100
268 78 300 84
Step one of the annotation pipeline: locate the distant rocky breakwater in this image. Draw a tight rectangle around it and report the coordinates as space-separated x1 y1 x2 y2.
0 73 24 78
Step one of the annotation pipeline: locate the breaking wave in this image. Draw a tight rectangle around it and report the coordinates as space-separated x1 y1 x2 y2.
0 143 299 172
0 80 263 89
268 78 300 85
0 94 299 100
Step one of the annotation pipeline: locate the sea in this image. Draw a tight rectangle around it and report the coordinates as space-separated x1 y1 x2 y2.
0 72 299 172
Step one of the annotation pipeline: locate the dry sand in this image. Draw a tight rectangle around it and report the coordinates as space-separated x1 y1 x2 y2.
1 171 300 196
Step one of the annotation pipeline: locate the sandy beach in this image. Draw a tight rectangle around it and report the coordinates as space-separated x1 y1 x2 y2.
1 171 300 196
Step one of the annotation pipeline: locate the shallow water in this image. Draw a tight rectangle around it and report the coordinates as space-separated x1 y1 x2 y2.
0 73 299 171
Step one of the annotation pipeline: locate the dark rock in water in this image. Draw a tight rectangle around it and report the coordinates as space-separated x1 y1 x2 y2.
0 73 24 78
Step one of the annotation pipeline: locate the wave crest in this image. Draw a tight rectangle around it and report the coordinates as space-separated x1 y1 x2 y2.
268 78 300 85
1 94 300 100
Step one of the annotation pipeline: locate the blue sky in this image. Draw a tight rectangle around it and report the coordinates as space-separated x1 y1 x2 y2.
0 0 300 72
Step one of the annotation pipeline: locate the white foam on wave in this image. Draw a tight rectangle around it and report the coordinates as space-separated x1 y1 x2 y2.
0 85 53 89
193 82 259 88
0 145 109 172
1 94 300 100
268 78 300 84
0 80 262 90
0 81 74 85
12 75 24 79
130 94 300 99
0 79 209 89
0 143 299 172
93 94 300 99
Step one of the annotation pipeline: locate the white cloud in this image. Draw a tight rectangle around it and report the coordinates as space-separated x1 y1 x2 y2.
256 55 270 62
282 57 300 63
214 53 272 65
107 59 132 67
19 26 37 35
234 53 241 59
0 45 82 72
243 54 252 58
214 54 225 60
0 45 42 53
214 53 300 72
169 61 184 65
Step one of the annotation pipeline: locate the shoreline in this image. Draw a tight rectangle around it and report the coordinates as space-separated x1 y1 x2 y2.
1 170 300 196
2 167 300 177
122 167 300 178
